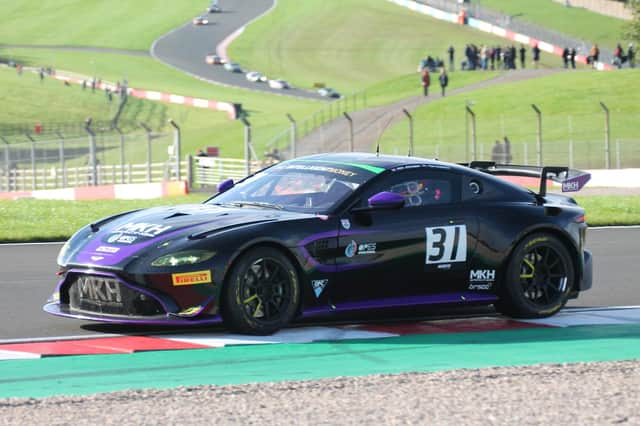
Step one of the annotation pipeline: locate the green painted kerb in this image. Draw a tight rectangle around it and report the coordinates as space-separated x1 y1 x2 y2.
2 324 640 399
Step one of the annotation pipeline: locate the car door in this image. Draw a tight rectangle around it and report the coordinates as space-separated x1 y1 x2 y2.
327 167 479 306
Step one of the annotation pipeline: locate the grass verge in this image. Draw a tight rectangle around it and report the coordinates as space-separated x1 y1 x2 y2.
0 0 205 50
0 193 637 243
479 0 628 50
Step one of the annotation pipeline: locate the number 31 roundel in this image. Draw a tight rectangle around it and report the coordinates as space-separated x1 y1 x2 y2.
425 225 467 264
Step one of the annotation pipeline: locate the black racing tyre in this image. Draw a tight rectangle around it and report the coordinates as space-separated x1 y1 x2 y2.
497 233 575 318
222 247 300 335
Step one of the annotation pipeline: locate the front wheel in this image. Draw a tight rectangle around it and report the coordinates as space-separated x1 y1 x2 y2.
497 233 575 318
222 247 300 335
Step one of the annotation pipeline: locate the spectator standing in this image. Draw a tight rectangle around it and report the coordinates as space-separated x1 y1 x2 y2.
39 68 44 82
480 45 488 70
491 141 505 163
489 46 496 70
628 44 636 68
465 44 475 70
589 44 600 66
447 45 455 71
562 47 570 68
503 136 513 164
503 47 511 70
438 68 449 96
510 45 517 69
570 47 577 69
519 44 526 68
532 43 540 68
421 69 431 96
495 46 502 69
613 43 624 68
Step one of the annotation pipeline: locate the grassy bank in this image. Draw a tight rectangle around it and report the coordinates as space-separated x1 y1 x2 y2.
378 69 640 168
480 0 628 50
0 0 205 50
0 0 568 159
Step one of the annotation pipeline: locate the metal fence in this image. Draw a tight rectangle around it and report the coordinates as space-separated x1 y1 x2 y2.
194 156 265 187
378 107 640 170
263 90 368 159
387 138 640 170
0 129 179 191
0 124 276 192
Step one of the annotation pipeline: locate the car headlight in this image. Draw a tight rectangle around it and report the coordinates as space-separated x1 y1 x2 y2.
151 250 216 267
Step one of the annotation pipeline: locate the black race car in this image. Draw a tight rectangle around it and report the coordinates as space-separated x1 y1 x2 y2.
45 153 592 335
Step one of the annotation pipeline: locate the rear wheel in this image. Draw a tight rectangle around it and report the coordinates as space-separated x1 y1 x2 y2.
222 247 300 335
497 233 575 318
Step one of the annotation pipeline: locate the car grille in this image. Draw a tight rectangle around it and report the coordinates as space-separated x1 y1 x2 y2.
68 274 164 317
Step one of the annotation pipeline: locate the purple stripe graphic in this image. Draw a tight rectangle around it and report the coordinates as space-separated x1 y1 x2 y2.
75 223 203 266
302 292 497 317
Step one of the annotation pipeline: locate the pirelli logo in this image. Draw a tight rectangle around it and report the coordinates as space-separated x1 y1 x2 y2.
171 270 212 286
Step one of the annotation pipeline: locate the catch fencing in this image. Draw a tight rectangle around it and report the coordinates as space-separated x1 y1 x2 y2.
379 107 640 170
0 127 270 192
0 129 177 192
264 90 368 157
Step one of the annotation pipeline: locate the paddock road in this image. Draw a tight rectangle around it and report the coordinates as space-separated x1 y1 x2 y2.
151 0 328 101
0 227 638 341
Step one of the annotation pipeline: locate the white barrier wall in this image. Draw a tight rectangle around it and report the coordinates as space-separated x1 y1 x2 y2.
587 169 640 188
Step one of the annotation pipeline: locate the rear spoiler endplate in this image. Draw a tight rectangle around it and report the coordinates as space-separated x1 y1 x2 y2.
461 162 591 197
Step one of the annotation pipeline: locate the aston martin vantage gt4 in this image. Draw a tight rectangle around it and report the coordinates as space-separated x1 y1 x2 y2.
45 153 592 334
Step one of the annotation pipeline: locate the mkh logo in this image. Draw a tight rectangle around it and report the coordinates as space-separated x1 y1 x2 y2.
469 269 496 282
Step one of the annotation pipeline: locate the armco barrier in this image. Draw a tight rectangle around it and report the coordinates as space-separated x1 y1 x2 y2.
44 69 239 119
0 180 188 201
387 0 614 71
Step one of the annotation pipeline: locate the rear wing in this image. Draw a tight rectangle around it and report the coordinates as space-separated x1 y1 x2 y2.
460 162 591 197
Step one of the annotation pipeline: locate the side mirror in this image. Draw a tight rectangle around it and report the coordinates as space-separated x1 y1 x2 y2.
218 178 234 193
368 191 405 209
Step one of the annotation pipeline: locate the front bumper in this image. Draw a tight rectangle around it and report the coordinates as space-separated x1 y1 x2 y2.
44 268 221 326
43 302 222 326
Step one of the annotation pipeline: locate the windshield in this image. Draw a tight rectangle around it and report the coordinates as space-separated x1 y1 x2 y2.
207 160 383 213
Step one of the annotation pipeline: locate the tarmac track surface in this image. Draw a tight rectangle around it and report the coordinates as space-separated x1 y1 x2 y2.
151 0 328 101
0 227 638 342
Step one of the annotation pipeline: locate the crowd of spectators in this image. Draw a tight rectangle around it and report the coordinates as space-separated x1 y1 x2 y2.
612 43 636 69
455 43 534 71
421 41 636 74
